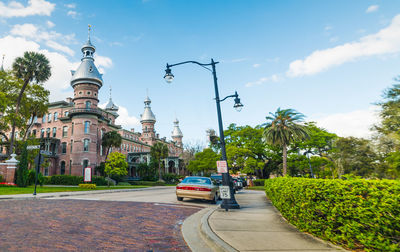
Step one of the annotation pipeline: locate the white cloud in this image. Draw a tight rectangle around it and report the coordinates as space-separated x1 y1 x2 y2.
46 20 55 28
253 63 260 68
245 74 280 87
287 14 400 77
67 10 78 19
366 5 379 13
0 0 55 18
312 106 380 138
45 40 74 56
116 106 140 128
324 25 333 31
65 3 76 9
329 36 339 43
10 23 76 55
99 103 140 129
95 55 113 68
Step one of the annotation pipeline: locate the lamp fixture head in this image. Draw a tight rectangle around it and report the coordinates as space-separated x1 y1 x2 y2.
233 94 243 112
164 67 174 83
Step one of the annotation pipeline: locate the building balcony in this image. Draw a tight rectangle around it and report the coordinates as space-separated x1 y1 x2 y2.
69 108 108 118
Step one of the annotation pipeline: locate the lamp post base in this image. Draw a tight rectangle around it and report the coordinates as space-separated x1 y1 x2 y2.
221 198 240 210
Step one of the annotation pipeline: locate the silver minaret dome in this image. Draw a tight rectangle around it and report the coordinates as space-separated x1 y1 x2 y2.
70 26 103 88
172 118 183 137
140 96 156 123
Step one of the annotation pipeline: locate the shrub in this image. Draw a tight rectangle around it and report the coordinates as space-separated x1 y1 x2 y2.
0 174 3 182
129 181 166 186
27 169 44 186
0 182 17 187
44 175 107 186
265 177 400 251
162 173 184 184
117 182 131 186
78 184 96 189
253 179 265 186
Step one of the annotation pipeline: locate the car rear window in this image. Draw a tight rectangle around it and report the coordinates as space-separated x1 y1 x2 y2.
182 177 211 184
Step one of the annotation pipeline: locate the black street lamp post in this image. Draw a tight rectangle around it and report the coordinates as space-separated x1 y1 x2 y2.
164 59 242 210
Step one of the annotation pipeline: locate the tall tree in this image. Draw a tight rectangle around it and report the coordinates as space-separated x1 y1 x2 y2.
105 152 128 187
263 108 309 176
150 142 169 181
101 131 122 160
9 52 51 155
187 148 220 174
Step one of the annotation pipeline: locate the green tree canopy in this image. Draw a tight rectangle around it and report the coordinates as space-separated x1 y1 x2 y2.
263 108 309 176
105 152 128 178
101 131 122 160
187 148 220 174
150 142 168 181
9 52 51 155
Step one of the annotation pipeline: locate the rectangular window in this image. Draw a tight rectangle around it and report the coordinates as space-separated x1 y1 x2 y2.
84 121 90 134
42 115 46 123
71 123 74 136
63 126 68 137
48 113 52 122
52 127 57 137
84 139 89 152
54 112 58 121
62 142 67 154
70 140 73 153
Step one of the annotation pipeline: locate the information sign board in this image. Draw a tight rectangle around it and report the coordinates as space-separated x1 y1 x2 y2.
219 186 231 199
217 161 228 173
27 145 40 150
84 167 92 182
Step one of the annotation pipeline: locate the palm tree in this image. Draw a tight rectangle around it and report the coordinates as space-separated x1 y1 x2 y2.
101 131 122 160
150 142 169 181
263 108 309 176
9 52 51 155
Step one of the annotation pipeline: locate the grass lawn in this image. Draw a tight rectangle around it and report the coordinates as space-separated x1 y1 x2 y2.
0 185 150 195
246 186 265 191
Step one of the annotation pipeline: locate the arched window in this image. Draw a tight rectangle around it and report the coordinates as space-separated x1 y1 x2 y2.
40 129 44 138
85 101 91 109
42 115 46 123
52 127 57 137
63 126 68 137
84 121 90 134
54 112 58 121
48 113 52 122
83 139 89 152
60 161 66 175
61 142 67 154
46 128 50 138
71 123 74 136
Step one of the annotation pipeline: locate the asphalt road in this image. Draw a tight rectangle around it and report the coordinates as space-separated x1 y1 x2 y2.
51 186 220 207
0 187 215 251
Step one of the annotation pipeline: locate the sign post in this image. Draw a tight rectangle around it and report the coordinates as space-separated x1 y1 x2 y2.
217 161 229 211
84 167 92 183
33 152 44 196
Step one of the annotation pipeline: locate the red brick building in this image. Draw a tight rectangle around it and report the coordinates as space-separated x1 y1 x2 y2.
2 34 183 178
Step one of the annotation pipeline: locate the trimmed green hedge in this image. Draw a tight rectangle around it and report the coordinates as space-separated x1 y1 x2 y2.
265 177 400 251
253 179 266 186
128 181 166 186
44 175 107 186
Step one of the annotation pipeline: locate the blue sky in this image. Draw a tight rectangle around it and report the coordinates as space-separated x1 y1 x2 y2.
1 0 400 144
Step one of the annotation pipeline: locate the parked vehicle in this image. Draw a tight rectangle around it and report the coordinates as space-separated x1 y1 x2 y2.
210 173 223 184
176 176 220 204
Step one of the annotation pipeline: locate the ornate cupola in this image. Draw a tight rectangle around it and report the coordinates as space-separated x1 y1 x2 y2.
140 96 156 123
70 26 103 88
140 95 156 145
105 86 119 118
171 118 183 147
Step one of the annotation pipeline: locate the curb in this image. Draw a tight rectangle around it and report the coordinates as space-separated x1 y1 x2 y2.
0 186 170 200
199 207 238 252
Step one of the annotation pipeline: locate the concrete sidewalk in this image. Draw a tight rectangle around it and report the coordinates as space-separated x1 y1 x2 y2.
207 190 344 252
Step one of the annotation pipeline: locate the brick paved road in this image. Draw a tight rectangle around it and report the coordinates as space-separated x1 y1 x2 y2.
0 199 202 251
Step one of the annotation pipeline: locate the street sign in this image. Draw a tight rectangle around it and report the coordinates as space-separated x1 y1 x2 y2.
84 167 92 182
27 145 40 150
219 186 231 199
40 150 51 155
217 161 228 173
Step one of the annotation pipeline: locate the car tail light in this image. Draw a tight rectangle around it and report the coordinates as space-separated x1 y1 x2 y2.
176 186 211 191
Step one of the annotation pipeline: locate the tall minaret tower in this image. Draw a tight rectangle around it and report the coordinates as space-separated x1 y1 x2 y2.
140 96 156 145
171 118 183 147
69 25 103 176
